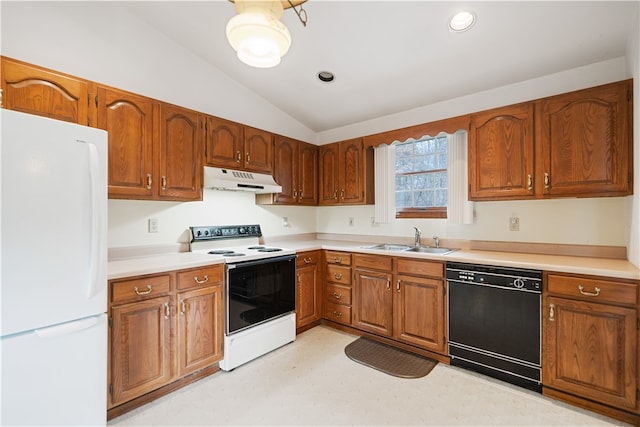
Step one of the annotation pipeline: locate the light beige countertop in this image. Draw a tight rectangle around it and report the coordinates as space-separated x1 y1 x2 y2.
108 238 640 281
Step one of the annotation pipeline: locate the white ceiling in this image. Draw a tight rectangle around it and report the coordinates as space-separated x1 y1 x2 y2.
123 1 636 133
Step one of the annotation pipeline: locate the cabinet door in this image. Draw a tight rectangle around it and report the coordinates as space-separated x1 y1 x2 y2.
97 86 156 199
296 263 321 329
110 296 172 406
319 144 339 205
339 138 365 204
273 136 298 204
158 104 203 201
298 141 319 205
177 285 223 377
244 126 273 174
538 81 632 197
1 57 91 125
543 296 637 410
395 274 446 353
353 269 393 336
468 102 535 200
205 116 243 169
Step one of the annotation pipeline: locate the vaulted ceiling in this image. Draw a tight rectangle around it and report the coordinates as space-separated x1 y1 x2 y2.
123 1 637 133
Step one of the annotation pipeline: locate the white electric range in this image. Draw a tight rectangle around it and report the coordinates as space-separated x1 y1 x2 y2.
189 224 296 371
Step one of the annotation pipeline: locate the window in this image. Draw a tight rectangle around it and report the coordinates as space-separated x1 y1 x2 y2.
395 135 448 218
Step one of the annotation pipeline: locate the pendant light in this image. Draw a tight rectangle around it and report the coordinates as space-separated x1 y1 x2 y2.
226 0 307 68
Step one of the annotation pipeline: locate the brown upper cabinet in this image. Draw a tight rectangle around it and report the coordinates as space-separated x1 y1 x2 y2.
319 138 374 205
257 135 318 205
1 56 92 125
205 116 273 174
96 86 156 199
469 80 633 200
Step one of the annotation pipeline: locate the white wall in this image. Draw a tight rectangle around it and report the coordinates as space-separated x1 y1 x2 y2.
626 3 640 267
2 2 637 257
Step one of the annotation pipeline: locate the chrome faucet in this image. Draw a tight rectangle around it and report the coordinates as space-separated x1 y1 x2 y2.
433 236 440 248
413 227 422 247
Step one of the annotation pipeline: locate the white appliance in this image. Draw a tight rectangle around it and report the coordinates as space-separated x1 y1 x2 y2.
189 225 296 371
0 110 108 426
203 166 282 193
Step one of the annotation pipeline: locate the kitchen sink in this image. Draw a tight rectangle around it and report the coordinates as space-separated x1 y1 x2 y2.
364 243 456 255
406 246 456 255
364 243 412 251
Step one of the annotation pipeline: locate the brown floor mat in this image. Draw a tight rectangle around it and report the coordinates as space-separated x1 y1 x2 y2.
344 337 438 379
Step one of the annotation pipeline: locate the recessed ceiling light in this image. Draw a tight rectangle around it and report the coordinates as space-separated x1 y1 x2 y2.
318 71 335 83
449 11 476 32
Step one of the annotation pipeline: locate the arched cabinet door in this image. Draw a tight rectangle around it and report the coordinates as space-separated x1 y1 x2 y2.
96 86 155 199
2 57 91 125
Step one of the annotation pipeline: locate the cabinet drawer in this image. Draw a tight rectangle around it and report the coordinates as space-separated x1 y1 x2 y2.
324 301 351 325
111 274 172 305
326 265 351 285
177 264 223 291
547 274 637 306
354 254 393 271
325 251 352 266
297 250 320 267
326 283 352 305
397 258 444 278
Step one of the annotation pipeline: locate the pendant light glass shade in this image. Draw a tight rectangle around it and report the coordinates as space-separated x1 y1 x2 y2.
226 0 292 68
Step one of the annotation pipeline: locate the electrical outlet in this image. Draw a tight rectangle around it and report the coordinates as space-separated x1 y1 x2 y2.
282 217 289 227
148 218 159 233
348 217 354 226
509 216 520 231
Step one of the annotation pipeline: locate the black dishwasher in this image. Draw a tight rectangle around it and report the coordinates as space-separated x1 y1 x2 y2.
447 262 542 392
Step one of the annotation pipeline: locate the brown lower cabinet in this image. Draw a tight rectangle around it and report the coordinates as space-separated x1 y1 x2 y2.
351 253 447 355
296 250 322 331
108 264 223 417
542 271 640 423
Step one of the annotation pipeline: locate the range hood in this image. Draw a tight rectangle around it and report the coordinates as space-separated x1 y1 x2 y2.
203 166 282 194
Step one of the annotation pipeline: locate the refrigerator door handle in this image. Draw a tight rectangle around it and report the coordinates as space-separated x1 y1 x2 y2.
82 140 105 299
34 316 100 338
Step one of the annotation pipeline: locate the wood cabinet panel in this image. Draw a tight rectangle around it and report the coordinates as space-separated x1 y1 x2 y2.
395 274 446 352
353 268 394 336
537 80 632 197
319 138 372 205
324 251 352 266
354 253 393 271
469 102 535 200
158 103 203 201
272 136 297 204
340 138 366 204
323 301 352 325
397 258 444 278
325 283 352 306
1 56 91 125
204 116 243 168
319 144 339 204
110 296 173 406
296 250 321 330
243 126 273 174
96 86 156 199
547 273 637 306
326 265 351 286
177 285 223 376
298 141 319 205
111 274 172 305
543 295 636 409
177 265 223 291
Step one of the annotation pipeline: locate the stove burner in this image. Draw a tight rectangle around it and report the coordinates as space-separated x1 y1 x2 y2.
208 250 235 255
247 246 265 250
225 252 246 257
257 247 283 253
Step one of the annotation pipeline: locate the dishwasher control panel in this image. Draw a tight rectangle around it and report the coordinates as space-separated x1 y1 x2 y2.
446 262 542 292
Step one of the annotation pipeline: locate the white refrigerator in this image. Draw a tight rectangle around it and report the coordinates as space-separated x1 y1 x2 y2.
0 109 108 426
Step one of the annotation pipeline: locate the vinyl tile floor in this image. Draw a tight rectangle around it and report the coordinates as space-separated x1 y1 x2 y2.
109 325 631 426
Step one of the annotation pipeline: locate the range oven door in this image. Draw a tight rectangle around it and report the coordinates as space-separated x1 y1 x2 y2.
226 254 296 335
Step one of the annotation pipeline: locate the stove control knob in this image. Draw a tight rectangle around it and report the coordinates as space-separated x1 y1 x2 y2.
214 228 222 236
204 229 209 236
513 278 525 289
195 230 202 237
239 227 246 234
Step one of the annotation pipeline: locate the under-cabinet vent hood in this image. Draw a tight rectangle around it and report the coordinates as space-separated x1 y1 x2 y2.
203 166 282 194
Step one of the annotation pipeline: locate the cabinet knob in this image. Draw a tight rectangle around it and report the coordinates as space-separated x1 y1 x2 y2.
303 257 312 264
332 292 342 300
332 311 342 318
333 273 342 280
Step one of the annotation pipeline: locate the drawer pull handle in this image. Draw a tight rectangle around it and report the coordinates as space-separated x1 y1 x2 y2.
396 280 401 293
161 175 167 190
578 285 601 297
527 174 533 190
332 311 342 318
180 299 186 316
333 273 342 280
549 303 555 321
246 153 250 163
303 257 312 264
544 172 550 189
332 292 342 300
236 151 242 162
386 279 391 291
332 257 342 263
194 275 209 284
146 173 152 190
164 302 170 320
133 285 153 296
